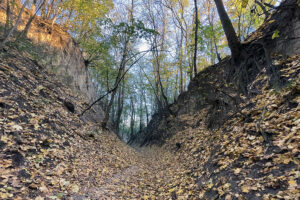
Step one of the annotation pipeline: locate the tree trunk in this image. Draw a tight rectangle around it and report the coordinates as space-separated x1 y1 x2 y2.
115 80 125 135
213 0 241 63
174 67 178 99
208 9 222 63
156 13 169 108
140 65 161 113
210 36 215 65
111 98 116 125
41 0 47 18
4 0 11 35
214 38 222 62
46 0 57 19
139 95 143 132
0 0 29 50
152 34 168 108
193 0 199 75
143 92 149 124
102 0 134 128
102 38 129 128
130 95 135 138
18 0 45 40
179 27 184 93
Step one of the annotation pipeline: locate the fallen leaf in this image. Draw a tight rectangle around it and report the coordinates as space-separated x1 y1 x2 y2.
71 184 79 193
12 124 23 131
241 186 249 193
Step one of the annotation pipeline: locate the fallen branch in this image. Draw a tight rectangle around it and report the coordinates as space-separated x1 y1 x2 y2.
80 52 148 116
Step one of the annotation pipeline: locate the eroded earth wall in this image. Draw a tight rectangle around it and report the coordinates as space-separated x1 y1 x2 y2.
0 1 104 122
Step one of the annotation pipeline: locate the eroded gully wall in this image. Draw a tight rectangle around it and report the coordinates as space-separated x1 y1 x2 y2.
0 1 104 122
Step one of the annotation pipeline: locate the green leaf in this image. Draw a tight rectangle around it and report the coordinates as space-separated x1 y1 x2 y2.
242 0 249 8
272 30 280 39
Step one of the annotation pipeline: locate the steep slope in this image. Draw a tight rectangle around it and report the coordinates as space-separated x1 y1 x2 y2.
160 56 299 199
0 47 116 198
132 1 300 199
0 0 104 122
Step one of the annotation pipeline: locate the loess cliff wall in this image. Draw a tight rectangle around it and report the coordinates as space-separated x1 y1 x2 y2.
0 1 104 122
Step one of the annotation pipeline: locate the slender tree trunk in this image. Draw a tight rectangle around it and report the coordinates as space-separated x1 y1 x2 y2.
104 68 110 110
139 95 143 132
174 68 178 99
4 0 11 35
1 0 29 50
51 15 57 27
156 52 168 107
214 38 221 62
152 59 162 111
158 5 169 108
130 95 135 137
143 92 149 124
186 33 193 80
141 64 161 112
139 71 149 125
103 75 119 127
18 0 45 39
208 10 222 63
179 27 184 93
152 34 168 108
46 0 56 19
102 37 129 127
146 2 167 111
210 36 215 65
115 80 125 135
193 0 199 75
155 14 169 108
183 12 193 80
41 0 47 18
102 0 134 128
237 10 242 40
111 99 115 125
213 0 241 63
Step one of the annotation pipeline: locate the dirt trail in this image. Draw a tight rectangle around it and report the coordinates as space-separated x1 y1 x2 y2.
73 144 191 200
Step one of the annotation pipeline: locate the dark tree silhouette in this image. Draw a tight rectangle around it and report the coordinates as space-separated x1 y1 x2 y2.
213 0 241 63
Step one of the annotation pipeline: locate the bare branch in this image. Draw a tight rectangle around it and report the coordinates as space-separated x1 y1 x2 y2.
80 51 148 116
